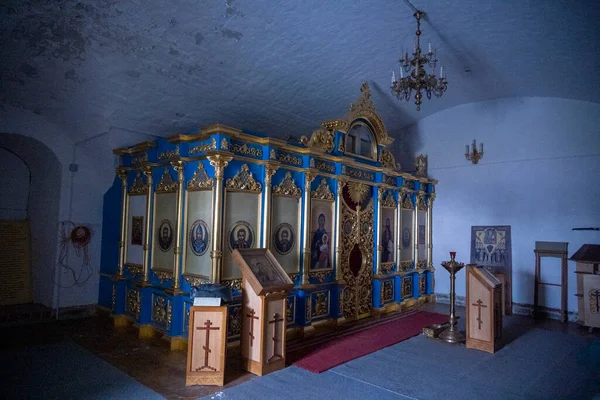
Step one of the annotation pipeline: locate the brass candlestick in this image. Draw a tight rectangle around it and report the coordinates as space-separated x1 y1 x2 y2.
439 252 465 344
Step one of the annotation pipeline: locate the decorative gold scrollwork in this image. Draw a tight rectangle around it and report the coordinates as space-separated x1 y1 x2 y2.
313 291 329 318
419 273 426 295
221 278 242 291
126 288 141 319
286 296 295 323
189 143 212 154
417 192 427 211
379 149 401 170
273 172 301 197
270 149 277 160
158 146 179 160
156 167 179 193
225 164 262 192
132 152 148 166
277 152 302 165
153 269 174 283
381 191 397 208
311 178 334 201
231 143 263 157
183 275 210 287
402 276 413 298
415 154 427 177
126 263 143 277
129 171 148 195
309 270 334 282
402 193 414 210
300 128 335 153
381 280 394 304
187 163 214 191
152 294 169 327
347 181 370 205
221 138 229 151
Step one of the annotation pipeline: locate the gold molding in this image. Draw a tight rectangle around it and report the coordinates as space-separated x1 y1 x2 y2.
187 162 214 191
156 166 179 193
311 178 334 201
158 146 180 160
273 171 301 198
113 141 156 155
300 129 335 153
231 142 263 157
225 164 262 192
379 149 401 170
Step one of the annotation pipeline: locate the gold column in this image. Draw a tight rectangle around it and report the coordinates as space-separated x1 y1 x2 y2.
413 192 419 270
375 186 385 276
395 189 403 266
334 178 347 282
301 171 317 286
207 154 232 283
262 164 279 248
169 161 185 293
116 167 128 277
141 165 153 285
427 193 435 268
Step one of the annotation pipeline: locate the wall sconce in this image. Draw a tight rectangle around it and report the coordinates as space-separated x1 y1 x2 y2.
465 139 483 164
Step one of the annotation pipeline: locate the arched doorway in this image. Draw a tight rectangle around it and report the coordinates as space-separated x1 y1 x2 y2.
0 133 61 308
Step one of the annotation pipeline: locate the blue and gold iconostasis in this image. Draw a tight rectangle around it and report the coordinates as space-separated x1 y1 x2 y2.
98 83 438 349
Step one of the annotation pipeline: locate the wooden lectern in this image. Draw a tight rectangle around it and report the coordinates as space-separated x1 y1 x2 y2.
232 248 294 376
186 306 228 386
466 264 503 353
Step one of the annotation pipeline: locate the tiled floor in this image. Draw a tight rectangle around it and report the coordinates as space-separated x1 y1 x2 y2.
1 302 598 400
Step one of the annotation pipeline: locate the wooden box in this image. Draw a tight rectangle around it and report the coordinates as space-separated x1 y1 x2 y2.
232 248 294 376
466 265 503 353
186 306 228 386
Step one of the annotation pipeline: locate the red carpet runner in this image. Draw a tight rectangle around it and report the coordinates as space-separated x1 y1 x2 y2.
291 311 448 373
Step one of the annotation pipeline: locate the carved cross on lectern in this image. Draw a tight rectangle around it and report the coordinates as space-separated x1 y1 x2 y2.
268 313 284 362
247 309 259 346
590 289 600 314
195 319 220 372
472 299 487 330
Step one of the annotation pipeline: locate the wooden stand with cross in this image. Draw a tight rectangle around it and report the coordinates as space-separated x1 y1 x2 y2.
465 264 503 354
186 306 228 386
232 248 294 376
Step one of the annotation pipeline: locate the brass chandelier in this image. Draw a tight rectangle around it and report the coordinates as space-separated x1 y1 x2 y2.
391 10 448 111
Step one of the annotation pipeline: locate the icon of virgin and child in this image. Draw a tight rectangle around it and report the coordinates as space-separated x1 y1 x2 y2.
311 213 331 269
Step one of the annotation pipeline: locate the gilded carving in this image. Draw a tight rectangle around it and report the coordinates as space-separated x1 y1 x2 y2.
187 163 214 191
309 158 315 168
403 180 415 189
183 274 210 287
381 191 397 208
264 165 278 186
277 152 302 166
417 260 427 270
338 136 345 153
156 167 179 193
384 175 396 186
380 262 394 275
309 270 335 282
313 291 329 318
300 128 335 153
129 171 148 195
153 269 174 283
400 261 413 271
315 160 335 173
227 304 242 337
158 146 179 160
231 142 263 157
211 137 217 149
221 278 242 291
419 274 426 295
132 152 148 166
288 273 301 283
221 138 229 151
311 178 334 201
167 301 172 331
402 276 413 298
415 154 428 177
402 194 414 210
347 181 371 205
270 149 277 160
306 295 312 322
189 143 212 154
126 263 143 277
417 192 427 211
273 172 302 198
286 296 296 324
225 164 262 192
207 155 231 180
428 193 436 209
126 288 141 319
345 166 375 181
381 280 394 304
152 294 170 328
379 149 401 170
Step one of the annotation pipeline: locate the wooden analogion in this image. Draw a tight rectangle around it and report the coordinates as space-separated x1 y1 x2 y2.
466 264 503 353
186 306 228 386
570 244 600 332
233 248 294 376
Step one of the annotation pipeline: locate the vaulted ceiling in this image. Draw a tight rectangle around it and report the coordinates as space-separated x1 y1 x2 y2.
1 0 599 142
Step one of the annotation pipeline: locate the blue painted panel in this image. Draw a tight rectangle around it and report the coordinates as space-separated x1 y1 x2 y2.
372 280 382 309
100 176 121 275
98 277 113 309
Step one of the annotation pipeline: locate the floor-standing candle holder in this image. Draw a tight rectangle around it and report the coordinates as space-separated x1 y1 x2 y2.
439 252 465 344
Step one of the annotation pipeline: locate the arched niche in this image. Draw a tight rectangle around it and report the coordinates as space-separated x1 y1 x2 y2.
0 133 62 307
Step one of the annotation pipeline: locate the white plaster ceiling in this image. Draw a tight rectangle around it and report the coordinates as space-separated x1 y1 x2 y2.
1 0 599 141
